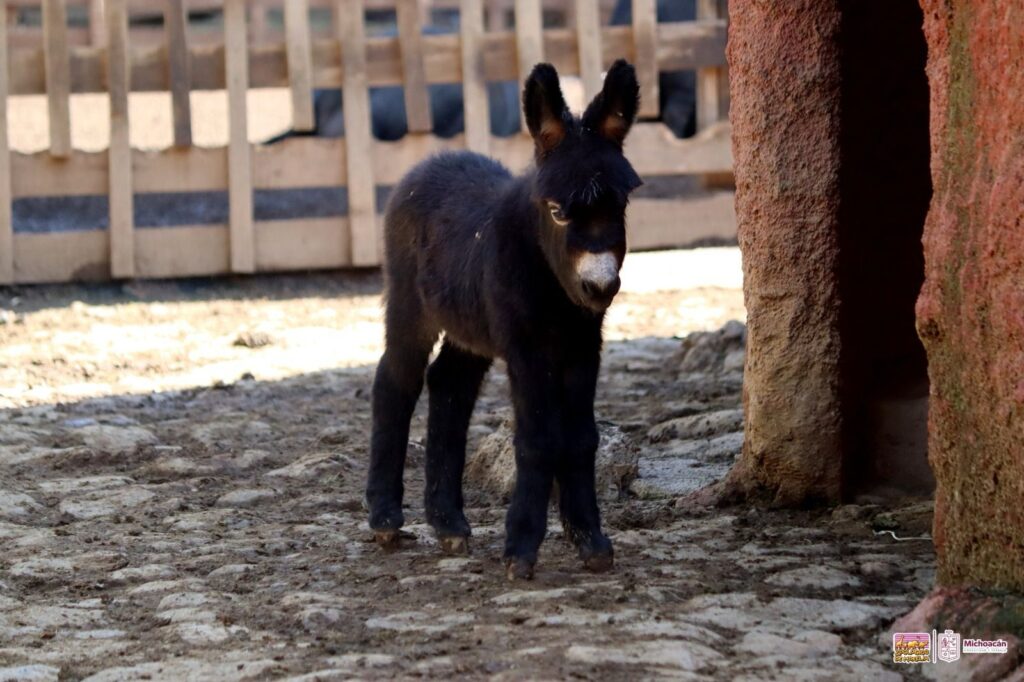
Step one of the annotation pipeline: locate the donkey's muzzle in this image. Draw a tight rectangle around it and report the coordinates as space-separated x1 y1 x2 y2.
575 251 621 309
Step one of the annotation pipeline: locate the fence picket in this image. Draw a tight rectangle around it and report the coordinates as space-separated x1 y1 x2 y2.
632 0 658 118
106 0 133 278
575 0 602 102
285 0 315 131
42 0 71 157
0 5 12 284
225 0 255 273
696 0 728 131
459 0 489 154
337 0 378 266
88 0 105 46
514 0 542 132
165 0 193 147
397 0 432 133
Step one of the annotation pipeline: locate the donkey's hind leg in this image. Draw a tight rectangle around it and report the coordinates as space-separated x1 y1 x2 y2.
366 303 436 549
424 341 491 554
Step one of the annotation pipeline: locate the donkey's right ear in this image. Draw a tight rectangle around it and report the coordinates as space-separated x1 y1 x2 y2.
523 63 569 156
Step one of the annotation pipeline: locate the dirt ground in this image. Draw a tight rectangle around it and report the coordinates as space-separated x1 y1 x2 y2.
0 249 935 681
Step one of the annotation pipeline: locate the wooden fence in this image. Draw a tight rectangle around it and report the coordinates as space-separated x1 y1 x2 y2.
3 0 625 46
0 0 733 285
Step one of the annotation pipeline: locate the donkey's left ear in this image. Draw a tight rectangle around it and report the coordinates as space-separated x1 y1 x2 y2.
582 59 640 147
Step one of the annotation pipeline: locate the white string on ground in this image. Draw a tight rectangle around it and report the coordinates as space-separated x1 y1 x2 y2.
874 530 932 542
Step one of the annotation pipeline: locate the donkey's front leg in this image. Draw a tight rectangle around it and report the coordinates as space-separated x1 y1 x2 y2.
557 351 613 571
503 353 561 581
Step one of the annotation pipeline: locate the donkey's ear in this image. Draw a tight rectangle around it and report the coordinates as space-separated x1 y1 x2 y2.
582 59 640 147
523 63 569 156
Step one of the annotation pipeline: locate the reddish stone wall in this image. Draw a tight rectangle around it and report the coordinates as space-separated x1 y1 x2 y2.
917 0 1024 590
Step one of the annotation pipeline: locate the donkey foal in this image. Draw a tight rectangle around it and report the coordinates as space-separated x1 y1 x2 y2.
367 60 642 580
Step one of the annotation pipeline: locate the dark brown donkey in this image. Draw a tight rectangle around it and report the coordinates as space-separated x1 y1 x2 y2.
366 60 642 580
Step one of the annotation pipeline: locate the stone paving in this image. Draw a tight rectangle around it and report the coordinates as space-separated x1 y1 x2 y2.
0 259 937 680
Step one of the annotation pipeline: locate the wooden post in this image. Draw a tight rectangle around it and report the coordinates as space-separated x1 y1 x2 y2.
0 4 12 284
632 0 658 118
459 0 489 154
336 0 379 266
106 0 133 278
42 0 71 158
165 0 193 147
89 0 106 47
396 0 432 133
415 0 429 29
574 0 602 102
696 0 728 131
514 0 542 132
285 0 315 131
224 0 254 273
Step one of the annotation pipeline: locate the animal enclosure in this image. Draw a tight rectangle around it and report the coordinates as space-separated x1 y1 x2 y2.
0 0 732 284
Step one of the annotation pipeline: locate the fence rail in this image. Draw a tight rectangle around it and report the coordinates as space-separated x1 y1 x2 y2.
0 0 734 285
4 0 624 47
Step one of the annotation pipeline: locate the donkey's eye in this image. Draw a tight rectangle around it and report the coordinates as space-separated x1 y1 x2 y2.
546 201 570 226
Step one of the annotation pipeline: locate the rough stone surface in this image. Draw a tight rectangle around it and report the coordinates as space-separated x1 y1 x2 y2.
75 424 157 454
214 488 278 508
765 565 862 590
647 408 743 443
726 0 845 505
916 0 1024 590
466 419 639 501
0 665 61 682
676 320 746 375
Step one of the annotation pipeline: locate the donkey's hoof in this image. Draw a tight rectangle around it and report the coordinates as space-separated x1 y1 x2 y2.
374 529 402 551
505 558 535 581
582 552 614 573
438 535 470 555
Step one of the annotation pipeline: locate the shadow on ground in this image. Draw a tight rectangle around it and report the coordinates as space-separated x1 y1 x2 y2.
0 326 936 680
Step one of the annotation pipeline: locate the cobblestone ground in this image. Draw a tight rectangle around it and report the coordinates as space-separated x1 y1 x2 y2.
0 251 935 680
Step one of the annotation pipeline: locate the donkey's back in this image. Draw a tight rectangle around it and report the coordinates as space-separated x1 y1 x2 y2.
384 150 512 261
382 151 515 356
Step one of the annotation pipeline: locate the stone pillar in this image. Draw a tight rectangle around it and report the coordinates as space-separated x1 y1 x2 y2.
725 0 846 505
917 0 1024 590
